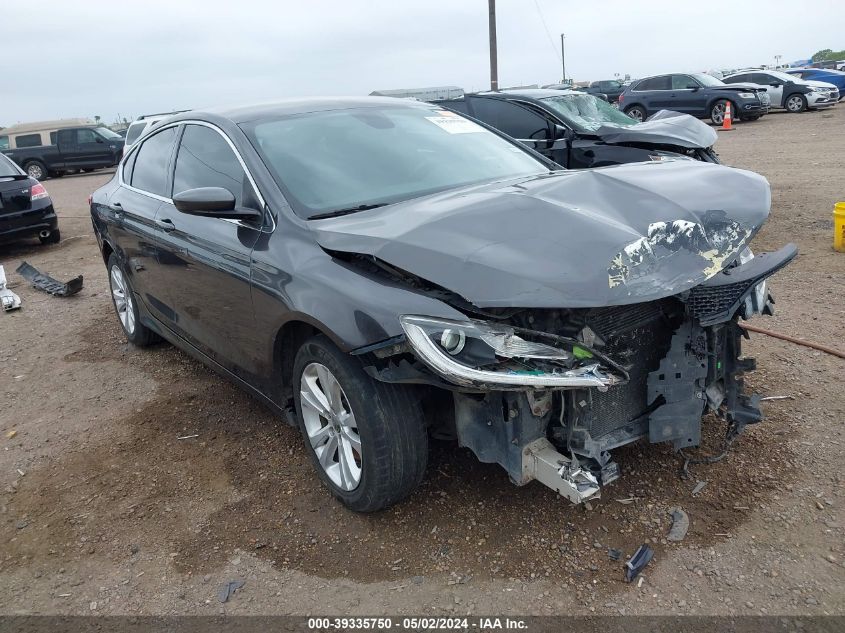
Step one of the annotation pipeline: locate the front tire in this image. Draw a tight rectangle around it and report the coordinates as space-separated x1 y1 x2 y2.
785 93 807 113
293 335 428 512
710 99 733 125
107 253 159 346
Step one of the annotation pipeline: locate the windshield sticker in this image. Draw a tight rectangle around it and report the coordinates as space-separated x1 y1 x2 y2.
425 116 484 134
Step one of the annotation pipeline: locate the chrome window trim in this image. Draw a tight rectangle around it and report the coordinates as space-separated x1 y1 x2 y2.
118 119 274 231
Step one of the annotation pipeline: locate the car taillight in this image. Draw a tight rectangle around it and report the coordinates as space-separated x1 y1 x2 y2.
87 195 93 206
618 93 624 105
30 183 49 201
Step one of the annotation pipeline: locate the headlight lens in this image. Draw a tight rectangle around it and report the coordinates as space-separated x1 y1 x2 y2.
399 315 626 390
737 92 755 98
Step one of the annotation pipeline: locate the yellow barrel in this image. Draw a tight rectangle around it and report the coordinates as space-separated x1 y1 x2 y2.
836 202 845 253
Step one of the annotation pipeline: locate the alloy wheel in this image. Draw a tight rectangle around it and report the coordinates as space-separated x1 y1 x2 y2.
627 108 644 122
300 362 362 491
109 265 136 335
26 164 44 180
786 95 803 112
712 102 726 125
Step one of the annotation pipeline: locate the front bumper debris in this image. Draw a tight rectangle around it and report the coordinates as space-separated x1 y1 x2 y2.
365 245 796 503
16 261 83 297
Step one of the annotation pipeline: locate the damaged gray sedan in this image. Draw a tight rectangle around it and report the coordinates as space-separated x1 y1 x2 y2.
91 98 796 512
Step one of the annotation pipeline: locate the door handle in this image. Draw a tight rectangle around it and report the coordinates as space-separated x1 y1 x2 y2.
111 201 124 218
156 218 176 232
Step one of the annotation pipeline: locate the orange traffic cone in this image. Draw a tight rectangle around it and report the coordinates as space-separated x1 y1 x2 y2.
720 101 733 131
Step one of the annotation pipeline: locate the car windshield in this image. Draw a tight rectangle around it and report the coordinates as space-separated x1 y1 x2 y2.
243 106 548 219
541 94 636 132
96 127 122 140
691 73 724 87
768 70 798 82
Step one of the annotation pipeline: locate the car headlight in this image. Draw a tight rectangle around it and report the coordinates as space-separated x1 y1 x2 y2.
813 86 829 92
737 92 755 98
399 315 626 390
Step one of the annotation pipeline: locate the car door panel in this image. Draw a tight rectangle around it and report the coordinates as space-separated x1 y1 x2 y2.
154 123 263 381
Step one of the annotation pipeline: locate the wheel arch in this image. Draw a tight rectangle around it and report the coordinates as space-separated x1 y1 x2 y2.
272 315 346 402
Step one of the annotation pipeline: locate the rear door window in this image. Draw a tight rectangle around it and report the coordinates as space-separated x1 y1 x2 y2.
635 76 671 91
172 124 253 207
130 127 177 197
0 136 9 151
15 134 43 148
468 98 550 140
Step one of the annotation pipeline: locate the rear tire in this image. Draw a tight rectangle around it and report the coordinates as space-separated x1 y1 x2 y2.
39 229 60 245
24 161 47 181
107 253 159 347
625 105 646 122
785 93 807 113
293 335 428 512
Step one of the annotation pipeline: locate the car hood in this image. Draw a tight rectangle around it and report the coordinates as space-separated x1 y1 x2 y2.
592 110 717 149
312 161 771 308
804 79 838 89
713 83 765 92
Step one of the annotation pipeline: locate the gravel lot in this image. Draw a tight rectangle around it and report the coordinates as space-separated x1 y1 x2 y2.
1 108 843 616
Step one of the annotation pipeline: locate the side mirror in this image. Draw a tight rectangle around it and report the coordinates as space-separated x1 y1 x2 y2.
554 124 574 141
96 137 104 143
687 85 699 91
770 82 781 88
173 187 261 221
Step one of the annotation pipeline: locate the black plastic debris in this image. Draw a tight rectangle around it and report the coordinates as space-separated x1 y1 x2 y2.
608 548 623 561
624 544 654 582
217 579 245 603
16 261 83 297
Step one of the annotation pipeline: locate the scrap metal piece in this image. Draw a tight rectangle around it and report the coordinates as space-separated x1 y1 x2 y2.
624 544 654 582
667 507 690 542
16 261 83 297
217 580 245 603
0 266 22 311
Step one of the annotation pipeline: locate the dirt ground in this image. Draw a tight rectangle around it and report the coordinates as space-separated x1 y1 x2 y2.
1 107 843 617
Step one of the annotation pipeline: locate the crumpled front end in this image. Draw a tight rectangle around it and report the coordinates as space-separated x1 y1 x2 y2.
358 243 796 504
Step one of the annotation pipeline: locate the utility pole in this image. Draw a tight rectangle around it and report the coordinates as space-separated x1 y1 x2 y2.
560 33 566 83
774 54 782 68
488 0 498 91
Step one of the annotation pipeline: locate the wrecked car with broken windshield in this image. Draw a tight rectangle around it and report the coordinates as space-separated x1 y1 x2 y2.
90 97 796 512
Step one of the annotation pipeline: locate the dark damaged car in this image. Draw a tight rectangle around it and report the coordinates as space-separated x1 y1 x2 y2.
434 89 720 169
90 98 796 511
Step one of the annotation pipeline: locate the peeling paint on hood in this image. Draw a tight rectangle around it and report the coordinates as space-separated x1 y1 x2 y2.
594 110 718 150
312 160 771 308
608 216 750 289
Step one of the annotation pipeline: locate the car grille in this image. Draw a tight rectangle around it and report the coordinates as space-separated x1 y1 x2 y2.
686 280 754 323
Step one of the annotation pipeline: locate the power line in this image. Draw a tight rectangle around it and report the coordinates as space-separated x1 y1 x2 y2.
532 0 562 63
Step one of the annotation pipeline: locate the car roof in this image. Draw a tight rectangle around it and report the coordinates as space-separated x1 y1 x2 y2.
475 88 582 99
182 97 437 124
